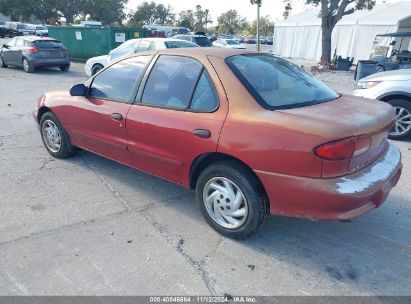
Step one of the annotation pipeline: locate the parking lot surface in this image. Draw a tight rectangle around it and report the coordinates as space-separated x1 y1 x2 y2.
1 37 411 296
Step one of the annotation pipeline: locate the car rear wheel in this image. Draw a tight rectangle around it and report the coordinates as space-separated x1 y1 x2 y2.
23 58 34 73
0 55 7 68
387 99 411 139
60 66 69 72
91 64 104 75
40 112 74 159
196 161 269 239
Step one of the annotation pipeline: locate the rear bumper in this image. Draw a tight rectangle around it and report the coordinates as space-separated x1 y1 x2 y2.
256 143 402 220
30 58 70 68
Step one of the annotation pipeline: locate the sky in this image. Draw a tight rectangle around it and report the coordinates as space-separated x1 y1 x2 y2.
127 0 404 24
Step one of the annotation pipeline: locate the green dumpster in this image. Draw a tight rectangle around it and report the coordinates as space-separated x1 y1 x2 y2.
48 26 148 61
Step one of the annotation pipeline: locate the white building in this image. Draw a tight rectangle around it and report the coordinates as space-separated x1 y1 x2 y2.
273 1 411 63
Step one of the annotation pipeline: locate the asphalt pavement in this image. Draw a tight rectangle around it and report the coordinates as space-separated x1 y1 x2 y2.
0 37 411 296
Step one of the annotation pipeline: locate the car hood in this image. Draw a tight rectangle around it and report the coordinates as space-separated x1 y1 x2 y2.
360 69 411 82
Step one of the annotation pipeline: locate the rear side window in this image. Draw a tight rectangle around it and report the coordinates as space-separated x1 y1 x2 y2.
141 55 202 109
136 40 152 52
190 71 218 112
226 54 339 110
32 40 63 49
89 56 151 102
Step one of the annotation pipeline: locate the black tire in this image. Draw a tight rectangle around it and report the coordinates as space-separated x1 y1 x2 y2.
0 55 7 68
91 63 104 76
22 58 34 73
196 161 269 239
376 65 385 73
60 65 70 72
386 99 411 140
39 112 75 159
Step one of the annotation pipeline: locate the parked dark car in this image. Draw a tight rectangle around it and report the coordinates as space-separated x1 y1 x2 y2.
4 22 36 37
0 36 70 73
173 34 212 47
243 36 257 44
0 24 6 38
266 37 273 45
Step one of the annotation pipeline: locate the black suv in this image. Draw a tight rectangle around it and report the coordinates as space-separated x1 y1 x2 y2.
172 34 212 47
0 36 70 73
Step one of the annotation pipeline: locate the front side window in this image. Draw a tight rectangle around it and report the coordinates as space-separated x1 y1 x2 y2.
89 55 151 102
141 55 202 109
226 54 339 110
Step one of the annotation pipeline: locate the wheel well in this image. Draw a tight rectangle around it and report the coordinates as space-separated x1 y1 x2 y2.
380 94 411 103
189 152 265 190
37 106 51 123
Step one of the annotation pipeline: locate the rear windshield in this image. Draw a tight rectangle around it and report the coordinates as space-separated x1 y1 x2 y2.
194 37 211 47
165 41 197 49
32 40 63 48
226 54 339 110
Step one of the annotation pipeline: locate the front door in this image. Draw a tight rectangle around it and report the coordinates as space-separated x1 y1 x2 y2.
66 55 152 165
126 55 228 186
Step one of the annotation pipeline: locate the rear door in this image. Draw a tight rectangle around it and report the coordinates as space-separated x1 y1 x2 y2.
66 55 153 165
125 54 228 186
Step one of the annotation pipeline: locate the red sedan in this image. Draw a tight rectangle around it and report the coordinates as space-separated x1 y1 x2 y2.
33 48 402 238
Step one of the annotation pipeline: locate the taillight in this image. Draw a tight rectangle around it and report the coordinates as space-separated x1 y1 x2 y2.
314 135 371 160
26 47 39 53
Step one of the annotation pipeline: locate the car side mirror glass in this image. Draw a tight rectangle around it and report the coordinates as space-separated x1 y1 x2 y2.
70 84 87 96
3 44 8 48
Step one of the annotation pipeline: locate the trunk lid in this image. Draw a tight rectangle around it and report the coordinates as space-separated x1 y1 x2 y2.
280 95 395 177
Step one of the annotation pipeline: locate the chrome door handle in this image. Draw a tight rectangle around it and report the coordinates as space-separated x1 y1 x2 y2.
192 129 211 139
111 113 123 121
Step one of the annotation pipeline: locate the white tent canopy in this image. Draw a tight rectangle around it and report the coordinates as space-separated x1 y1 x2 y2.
273 1 411 63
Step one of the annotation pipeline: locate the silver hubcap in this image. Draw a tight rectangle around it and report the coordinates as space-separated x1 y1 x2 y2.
203 177 248 229
23 59 29 71
390 106 411 137
42 120 62 153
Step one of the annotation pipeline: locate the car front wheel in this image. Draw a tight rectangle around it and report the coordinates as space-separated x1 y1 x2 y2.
196 161 269 239
91 64 104 75
388 99 411 139
40 112 74 159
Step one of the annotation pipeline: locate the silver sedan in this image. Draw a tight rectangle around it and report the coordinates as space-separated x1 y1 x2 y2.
353 69 411 139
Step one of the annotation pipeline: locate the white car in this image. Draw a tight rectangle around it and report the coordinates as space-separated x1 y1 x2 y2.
84 38 198 76
212 38 246 49
352 69 411 139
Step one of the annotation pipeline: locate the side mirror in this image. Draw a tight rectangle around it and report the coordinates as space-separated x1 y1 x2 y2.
70 84 87 96
3 44 8 48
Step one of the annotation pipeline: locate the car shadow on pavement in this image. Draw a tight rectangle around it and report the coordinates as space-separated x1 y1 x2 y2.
69 149 411 296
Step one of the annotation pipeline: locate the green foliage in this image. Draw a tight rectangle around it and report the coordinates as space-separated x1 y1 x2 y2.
128 1 174 27
177 10 195 29
193 5 212 31
217 10 248 34
248 15 274 36
84 0 127 25
250 0 263 7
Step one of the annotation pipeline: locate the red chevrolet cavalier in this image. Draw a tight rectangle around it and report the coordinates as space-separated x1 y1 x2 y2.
34 48 402 238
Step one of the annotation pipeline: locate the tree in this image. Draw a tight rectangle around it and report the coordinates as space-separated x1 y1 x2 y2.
217 10 247 34
177 10 195 29
284 0 375 63
193 5 212 31
248 15 274 36
128 1 174 27
84 0 127 25
0 0 35 20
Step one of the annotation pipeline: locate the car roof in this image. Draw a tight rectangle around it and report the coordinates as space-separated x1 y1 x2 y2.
144 47 258 59
143 38 195 42
19 35 58 42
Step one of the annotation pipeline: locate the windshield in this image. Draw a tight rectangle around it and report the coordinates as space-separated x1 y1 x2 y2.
226 54 339 110
226 39 240 45
194 36 211 47
165 41 198 49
